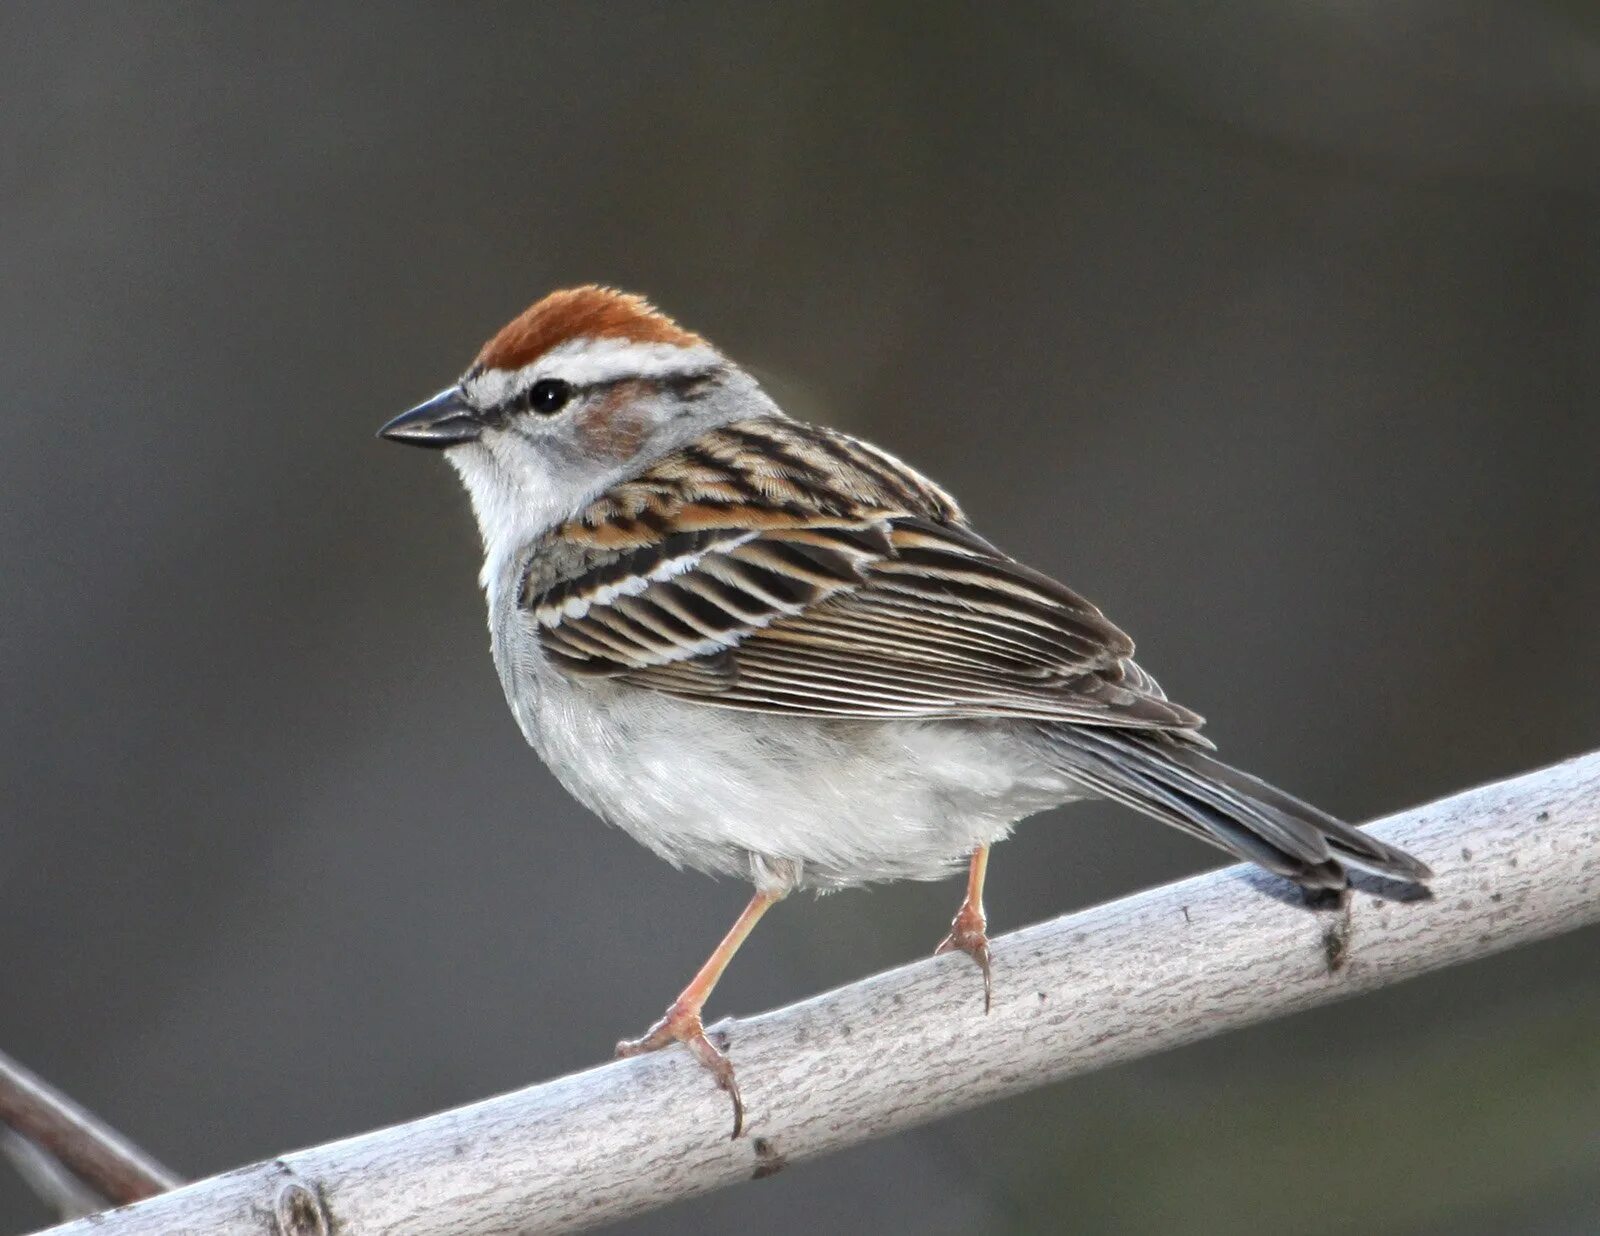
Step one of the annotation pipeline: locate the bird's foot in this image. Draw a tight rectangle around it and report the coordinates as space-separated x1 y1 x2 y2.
616 1002 745 1138
935 903 993 1013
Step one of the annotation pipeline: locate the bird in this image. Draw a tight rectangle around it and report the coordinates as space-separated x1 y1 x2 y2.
379 285 1431 1137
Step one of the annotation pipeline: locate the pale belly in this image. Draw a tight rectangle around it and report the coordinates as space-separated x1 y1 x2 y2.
499 647 1082 893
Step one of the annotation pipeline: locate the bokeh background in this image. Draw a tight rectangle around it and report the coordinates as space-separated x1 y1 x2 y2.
3 4 1598 1233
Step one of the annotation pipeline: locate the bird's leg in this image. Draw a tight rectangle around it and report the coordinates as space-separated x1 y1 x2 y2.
616 888 779 1139
935 845 993 1012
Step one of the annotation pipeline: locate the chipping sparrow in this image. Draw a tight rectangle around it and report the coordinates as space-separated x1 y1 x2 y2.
379 286 1430 1137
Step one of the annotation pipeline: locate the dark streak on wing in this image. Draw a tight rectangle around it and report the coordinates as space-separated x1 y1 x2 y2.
521 418 1204 731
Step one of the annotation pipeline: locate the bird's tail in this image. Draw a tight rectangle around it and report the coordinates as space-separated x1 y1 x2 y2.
1040 727 1431 889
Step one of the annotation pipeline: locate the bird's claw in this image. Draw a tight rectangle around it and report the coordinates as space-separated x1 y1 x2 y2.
616 1004 746 1139
936 907 993 1013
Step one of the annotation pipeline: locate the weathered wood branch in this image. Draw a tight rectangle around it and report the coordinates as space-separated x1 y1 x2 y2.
30 751 1600 1236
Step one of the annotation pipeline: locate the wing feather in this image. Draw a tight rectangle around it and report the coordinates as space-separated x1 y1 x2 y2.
521 418 1204 731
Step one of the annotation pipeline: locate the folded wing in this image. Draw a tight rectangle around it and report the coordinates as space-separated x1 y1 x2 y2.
521 418 1202 731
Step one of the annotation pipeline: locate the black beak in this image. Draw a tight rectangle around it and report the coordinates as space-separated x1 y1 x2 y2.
378 388 483 449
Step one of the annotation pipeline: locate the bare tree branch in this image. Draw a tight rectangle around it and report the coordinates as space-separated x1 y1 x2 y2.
28 751 1600 1236
1 1133 109 1221
0 1050 180 1213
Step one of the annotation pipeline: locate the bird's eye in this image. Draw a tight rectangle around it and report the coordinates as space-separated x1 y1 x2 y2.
525 379 573 416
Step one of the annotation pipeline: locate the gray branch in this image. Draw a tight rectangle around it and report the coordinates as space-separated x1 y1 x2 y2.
30 752 1600 1236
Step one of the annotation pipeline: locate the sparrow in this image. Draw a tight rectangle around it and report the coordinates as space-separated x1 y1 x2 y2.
379 286 1430 1137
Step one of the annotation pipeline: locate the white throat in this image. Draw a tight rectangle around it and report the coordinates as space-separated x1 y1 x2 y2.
446 438 579 601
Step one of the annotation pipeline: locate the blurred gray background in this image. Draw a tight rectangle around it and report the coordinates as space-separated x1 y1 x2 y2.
3 3 1598 1233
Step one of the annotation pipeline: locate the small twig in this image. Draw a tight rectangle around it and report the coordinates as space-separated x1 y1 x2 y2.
1 1132 106 1221
0 1049 180 1210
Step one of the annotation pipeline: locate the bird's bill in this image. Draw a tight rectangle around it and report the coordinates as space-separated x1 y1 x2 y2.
378 388 483 448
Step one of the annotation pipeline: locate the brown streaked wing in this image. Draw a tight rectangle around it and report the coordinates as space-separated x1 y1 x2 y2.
524 420 1203 731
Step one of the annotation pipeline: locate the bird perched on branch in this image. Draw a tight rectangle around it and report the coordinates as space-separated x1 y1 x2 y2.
379 285 1430 1137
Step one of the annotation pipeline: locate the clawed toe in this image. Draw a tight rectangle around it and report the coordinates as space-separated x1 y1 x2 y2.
617 1005 746 1138
936 914 993 1013
935 846 995 1012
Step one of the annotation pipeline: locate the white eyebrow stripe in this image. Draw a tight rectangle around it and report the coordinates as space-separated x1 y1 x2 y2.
464 338 723 408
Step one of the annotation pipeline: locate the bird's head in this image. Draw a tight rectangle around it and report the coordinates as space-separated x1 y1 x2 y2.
380 286 775 555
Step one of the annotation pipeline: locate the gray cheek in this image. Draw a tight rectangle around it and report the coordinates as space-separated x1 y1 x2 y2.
496 418 585 472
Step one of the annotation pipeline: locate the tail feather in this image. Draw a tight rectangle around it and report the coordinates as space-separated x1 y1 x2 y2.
1161 742 1431 881
1042 727 1431 889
